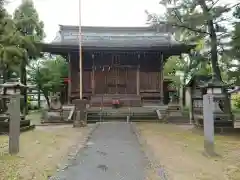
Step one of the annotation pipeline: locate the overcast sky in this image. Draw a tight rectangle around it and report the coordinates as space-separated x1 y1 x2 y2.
6 0 161 42
6 0 237 42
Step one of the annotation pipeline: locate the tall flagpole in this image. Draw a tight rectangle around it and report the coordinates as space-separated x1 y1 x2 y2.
79 0 83 100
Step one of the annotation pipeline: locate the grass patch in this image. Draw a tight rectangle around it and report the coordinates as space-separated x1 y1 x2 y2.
0 125 91 180
137 123 240 180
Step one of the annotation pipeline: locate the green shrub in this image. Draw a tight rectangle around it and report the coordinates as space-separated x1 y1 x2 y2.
232 93 240 109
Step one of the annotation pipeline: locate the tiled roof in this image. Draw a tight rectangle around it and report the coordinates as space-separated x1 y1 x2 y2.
51 25 182 48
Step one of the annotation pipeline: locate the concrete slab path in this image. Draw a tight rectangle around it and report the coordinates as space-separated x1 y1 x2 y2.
50 122 147 180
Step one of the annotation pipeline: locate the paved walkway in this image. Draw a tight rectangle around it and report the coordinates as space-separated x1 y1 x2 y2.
50 122 147 180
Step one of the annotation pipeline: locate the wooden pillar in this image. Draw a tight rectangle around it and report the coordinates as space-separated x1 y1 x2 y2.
136 54 140 95
79 15 83 100
68 53 71 104
91 54 95 95
160 53 164 104
136 65 140 95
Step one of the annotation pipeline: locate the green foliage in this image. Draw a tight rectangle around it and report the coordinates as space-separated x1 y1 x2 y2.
164 56 181 76
0 0 44 77
13 0 44 58
12 0 44 113
232 6 240 58
146 0 240 82
28 55 68 106
229 5 240 85
232 94 240 109
0 1 25 72
164 56 184 86
233 6 240 19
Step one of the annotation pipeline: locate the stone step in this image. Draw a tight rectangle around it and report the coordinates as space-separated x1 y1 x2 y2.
87 116 158 122
234 121 240 128
86 106 169 122
87 111 158 121
87 113 157 117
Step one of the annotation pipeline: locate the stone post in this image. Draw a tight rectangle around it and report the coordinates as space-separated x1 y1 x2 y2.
72 99 88 127
203 94 215 156
9 95 21 154
188 88 194 124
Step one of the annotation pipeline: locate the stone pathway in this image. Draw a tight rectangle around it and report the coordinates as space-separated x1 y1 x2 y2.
50 122 147 180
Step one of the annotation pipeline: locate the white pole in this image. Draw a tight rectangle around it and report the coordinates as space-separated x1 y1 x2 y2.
79 0 83 100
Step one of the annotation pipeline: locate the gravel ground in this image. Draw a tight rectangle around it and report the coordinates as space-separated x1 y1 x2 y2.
50 122 147 180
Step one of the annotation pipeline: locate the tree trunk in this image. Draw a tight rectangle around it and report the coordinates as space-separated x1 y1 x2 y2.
37 87 41 109
198 0 222 81
43 91 50 109
20 62 28 115
2 67 11 112
2 67 8 111
208 20 222 81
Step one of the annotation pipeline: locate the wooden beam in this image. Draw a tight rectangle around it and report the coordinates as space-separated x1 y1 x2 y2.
91 54 95 95
136 65 140 95
160 53 164 104
79 0 83 100
68 53 71 104
136 54 140 95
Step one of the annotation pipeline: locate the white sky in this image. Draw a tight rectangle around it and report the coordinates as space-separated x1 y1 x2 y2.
6 0 161 42
6 0 237 42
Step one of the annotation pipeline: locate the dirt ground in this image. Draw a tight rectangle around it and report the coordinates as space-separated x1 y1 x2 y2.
0 125 91 180
136 123 240 180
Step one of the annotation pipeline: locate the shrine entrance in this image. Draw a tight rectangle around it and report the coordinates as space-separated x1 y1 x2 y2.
105 55 127 94
106 67 127 94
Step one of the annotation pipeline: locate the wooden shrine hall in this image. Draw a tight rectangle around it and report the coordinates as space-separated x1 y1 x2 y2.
42 25 194 107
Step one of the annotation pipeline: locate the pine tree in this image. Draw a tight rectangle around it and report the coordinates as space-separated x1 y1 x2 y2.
146 0 240 82
0 0 27 110
0 0 25 81
13 0 44 114
230 6 240 85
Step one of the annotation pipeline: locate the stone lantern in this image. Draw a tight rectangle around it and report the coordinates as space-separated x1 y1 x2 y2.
0 81 26 95
201 75 233 127
0 81 30 154
0 81 27 119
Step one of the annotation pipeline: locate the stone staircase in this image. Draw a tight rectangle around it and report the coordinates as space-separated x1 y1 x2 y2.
87 106 174 123
234 120 240 128
86 106 168 123
90 94 142 107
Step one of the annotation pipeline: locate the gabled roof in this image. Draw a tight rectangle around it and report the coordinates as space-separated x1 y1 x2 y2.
50 25 191 48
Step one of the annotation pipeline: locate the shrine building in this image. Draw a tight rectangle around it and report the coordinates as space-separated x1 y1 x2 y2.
42 25 194 107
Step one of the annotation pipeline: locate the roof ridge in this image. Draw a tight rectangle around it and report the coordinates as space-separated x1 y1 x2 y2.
59 25 152 28
59 25 156 32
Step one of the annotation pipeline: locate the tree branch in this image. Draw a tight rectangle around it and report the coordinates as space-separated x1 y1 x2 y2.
168 22 209 34
209 0 221 10
229 2 240 10
233 35 240 41
170 5 209 34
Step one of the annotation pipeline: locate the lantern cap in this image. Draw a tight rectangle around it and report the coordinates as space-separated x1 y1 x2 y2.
201 74 227 88
0 82 28 88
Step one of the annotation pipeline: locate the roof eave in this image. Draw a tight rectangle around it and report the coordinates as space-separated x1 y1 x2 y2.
40 42 194 51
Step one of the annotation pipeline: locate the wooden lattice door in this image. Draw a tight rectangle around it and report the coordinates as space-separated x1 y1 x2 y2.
106 54 127 94
106 67 118 94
